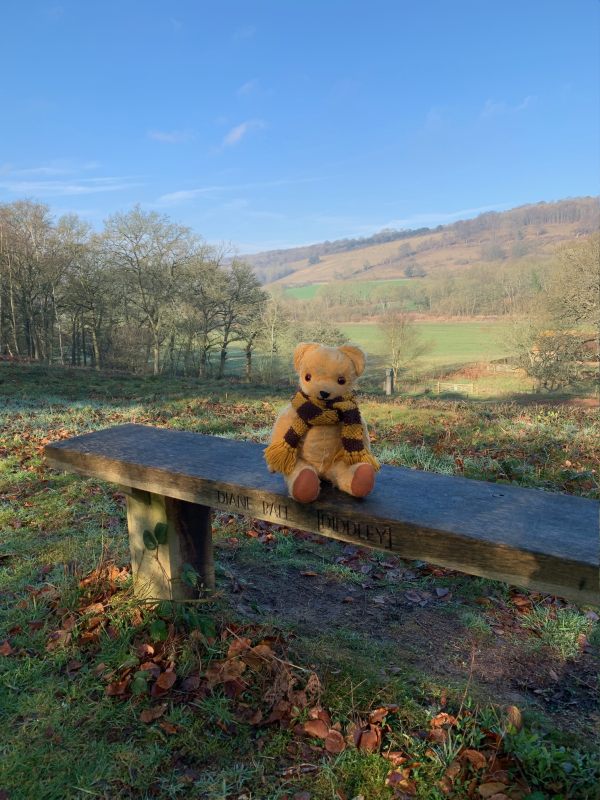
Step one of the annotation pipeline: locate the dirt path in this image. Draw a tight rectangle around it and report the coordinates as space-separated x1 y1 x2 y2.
218 536 599 740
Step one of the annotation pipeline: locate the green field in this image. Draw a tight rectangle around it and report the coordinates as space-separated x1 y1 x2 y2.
283 278 412 301
340 320 510 367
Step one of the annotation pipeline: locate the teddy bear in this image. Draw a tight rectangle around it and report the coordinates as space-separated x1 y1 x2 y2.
264 342 379 503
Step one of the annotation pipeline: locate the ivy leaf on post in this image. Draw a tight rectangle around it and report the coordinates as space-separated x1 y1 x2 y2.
143 529 159 550
154 522 168 544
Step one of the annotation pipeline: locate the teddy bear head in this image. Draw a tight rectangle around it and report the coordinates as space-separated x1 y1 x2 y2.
293 342 366 401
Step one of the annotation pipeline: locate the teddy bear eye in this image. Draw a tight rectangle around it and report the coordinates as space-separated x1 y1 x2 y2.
337 377 346 385
304 373 311 382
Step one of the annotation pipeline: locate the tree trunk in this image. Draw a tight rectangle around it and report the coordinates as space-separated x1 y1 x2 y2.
83 323 88 366
91 325 101 371
218 347 227 379
245 345 252 382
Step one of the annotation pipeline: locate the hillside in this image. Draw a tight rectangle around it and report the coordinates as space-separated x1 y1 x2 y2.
242 197 599 286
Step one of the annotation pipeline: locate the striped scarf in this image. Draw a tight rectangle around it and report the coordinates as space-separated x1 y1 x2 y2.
264 390 380 476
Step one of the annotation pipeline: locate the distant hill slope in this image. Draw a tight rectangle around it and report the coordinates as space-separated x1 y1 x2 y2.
242 197 599 286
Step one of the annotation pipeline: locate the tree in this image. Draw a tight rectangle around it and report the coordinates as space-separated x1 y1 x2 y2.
508 318 587 392
552 234 600 328
102 206 199 374
255 293 291 382
215 260 267 379
379 311 432 387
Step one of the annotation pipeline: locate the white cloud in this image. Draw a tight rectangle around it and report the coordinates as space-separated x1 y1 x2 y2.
147 129 193 143
237 79 259 97
221 119 265 148
0 159 100 177
0 176 141 197
154 176 322 207
481 95 536 118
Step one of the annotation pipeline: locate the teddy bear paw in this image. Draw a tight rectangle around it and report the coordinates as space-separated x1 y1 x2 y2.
291 468 320 503
350 463 375 498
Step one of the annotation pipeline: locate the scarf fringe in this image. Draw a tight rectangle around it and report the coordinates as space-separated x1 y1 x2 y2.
264 439 297 475
334 449 381 471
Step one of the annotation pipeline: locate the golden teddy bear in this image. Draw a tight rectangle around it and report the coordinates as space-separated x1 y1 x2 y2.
264 342 379 503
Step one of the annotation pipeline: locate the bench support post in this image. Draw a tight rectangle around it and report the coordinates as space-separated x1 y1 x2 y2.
125 488 215 601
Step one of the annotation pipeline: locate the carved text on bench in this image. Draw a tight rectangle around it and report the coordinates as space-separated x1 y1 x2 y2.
317 510 393 549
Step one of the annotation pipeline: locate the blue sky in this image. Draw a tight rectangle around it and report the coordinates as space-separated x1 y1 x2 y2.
1 0 598 252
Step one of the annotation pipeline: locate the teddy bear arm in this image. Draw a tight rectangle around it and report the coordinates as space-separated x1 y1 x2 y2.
270 405 297 444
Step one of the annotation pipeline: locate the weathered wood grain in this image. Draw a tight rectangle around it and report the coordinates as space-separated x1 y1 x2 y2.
125 487 214 600
45 424 600 604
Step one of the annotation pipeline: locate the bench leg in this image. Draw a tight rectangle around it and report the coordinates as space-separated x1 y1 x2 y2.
125 488 215 600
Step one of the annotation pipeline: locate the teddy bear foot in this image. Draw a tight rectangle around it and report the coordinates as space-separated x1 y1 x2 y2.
350 463 376 498
291 468 320 503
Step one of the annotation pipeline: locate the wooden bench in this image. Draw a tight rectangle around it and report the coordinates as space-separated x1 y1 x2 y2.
45 423 599 606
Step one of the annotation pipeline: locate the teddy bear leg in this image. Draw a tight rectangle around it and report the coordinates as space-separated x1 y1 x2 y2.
324 460 376 498
286 459 321 503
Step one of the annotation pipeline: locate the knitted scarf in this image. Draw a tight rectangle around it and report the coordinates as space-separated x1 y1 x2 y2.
264 390 380 476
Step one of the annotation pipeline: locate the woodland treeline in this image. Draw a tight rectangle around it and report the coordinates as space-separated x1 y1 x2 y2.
0 201 277 377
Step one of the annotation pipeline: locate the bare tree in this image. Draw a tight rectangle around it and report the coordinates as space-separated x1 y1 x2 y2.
379 311 431 388
102 206 199 375
215 260 267 379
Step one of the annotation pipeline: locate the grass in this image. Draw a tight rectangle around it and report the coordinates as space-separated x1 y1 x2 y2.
283 278 412 302
0 362 599 799
339 320 511 367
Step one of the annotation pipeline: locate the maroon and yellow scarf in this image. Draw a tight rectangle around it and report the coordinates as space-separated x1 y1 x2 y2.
264 390 380 475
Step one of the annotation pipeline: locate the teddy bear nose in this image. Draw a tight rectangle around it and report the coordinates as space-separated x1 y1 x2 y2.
319 390 330 399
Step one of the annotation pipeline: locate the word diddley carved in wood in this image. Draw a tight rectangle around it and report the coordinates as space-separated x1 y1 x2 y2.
45 424 600 606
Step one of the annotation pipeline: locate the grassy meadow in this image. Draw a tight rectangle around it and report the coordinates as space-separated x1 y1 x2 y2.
339 321 510 365
1 363 599 799
283 279 412 302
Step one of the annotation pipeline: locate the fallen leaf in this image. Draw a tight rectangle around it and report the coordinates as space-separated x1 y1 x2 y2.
461 749 487 770
300 571 318 577
431 712 458 728
303 718 329 739
154 670 176 693
242 643 274 668
106 679 129 696
325 729 346 754
383 751 408 767
227 636 252 658
159 721 179 734
140 661 161 680
369 705 397 724
505 705 522 731
45 629 71 652
478 784 508 799
0 641 14 657
136 643 154 659
356 724 381 752
140 703 167 723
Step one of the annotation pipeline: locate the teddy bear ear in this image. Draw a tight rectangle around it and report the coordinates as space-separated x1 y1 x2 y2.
339 345 366 376
293 342 320 372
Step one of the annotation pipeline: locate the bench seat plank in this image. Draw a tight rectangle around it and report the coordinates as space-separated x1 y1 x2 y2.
45 423 599 604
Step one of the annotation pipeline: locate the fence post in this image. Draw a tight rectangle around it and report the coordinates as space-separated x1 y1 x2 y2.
384 368 394 396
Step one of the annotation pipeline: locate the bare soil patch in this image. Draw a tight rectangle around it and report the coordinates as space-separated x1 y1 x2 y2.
218 534 599 740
